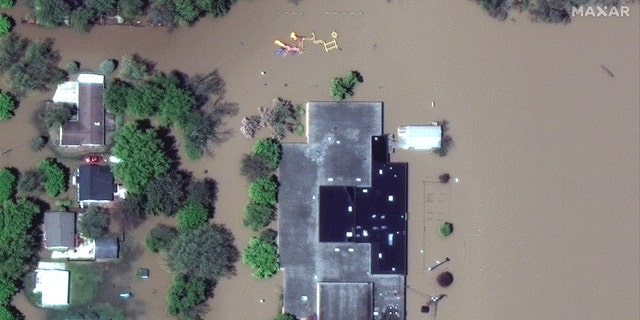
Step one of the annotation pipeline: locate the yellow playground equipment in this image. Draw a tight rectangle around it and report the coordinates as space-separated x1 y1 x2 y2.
310 31 340 52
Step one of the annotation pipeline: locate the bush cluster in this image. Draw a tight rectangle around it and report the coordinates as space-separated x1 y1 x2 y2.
329 71 363 101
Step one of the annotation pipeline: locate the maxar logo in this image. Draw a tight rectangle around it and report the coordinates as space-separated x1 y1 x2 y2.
572 6 631 17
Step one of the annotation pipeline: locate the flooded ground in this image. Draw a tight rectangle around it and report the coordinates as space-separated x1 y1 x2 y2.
2 0 639 320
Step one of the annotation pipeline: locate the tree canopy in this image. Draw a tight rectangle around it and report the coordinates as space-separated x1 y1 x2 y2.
0 168 16 201
252 138 282 170
167 274 210 319
1 36 67 94
242 236 279 279
0 13 12 36
274 314 297 320
240 154 273 182
0 91 15 121
248 176 278 206
33 0 71 28
111 123 171 194
0 0 15 9
44 103 75 128
143 170 189 216
104 79 132 115
177 203 210 231
37 157 68 197
145 224 178 253
119 54 150 82
166 224 239 280
243 201 275 231
78 207 110 238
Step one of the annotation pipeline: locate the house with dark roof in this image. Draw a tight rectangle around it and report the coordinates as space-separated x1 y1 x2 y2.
94 236 119 261
52 73 106 147
278 102 408 320
77 164 117 208
43 212 76 251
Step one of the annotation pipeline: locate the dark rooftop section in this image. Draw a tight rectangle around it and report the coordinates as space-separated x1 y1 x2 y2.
44 212 76 249
278 102 406 320
78 165 115 202
61 81 105 146
94 236 119 259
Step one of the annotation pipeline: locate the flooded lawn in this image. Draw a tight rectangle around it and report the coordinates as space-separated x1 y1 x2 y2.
3 1 639 320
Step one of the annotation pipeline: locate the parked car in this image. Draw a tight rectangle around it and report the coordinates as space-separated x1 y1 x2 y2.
137 268 150 279
120 291 133 299
84 155 103 164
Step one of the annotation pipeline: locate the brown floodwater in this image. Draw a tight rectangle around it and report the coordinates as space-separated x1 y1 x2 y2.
2 1 639 320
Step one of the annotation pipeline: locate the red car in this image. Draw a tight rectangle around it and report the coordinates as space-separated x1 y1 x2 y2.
84 155 103 164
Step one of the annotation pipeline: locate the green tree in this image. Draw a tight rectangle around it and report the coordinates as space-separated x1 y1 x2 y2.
69 7 94 32
178 203 209 231
99 59 116 75
167 274 209 319
0 305 22 320
274 313 297 320
329 71 363 101
0 33 28 73
143 171 189 216
242 237 279 279
119 54 149 82
145 224 178 252
252 138 281 170
0 0 15 9
111 123 171 194
119 0 146 19
154 73 196 127
248 176 278 206
182 111 221 160
172 0 200 25
125 82 162 118
44 103 75 128
16 169 41 195
0 13 12 36
166 224 239 280
78 207 110 238
7 38 67 94
33 0 71 28
104 79 132 115
240 154 272 182
196 0 235 17
243 201 275 231
85 0 117 15
439 222 453 237
185 177 217 211
0 91 15 121
0 168 16 201
0 277 19 306
37 157 67 197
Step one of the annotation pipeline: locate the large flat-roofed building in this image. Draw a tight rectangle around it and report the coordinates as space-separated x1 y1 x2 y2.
279 101 407 320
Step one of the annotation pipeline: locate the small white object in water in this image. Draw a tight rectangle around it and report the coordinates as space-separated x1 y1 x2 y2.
260 71 266 75
455 178 459 183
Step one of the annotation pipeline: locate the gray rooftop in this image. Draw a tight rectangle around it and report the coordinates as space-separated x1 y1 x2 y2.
44 212 76 250
278 102 405 320
318 282 372 320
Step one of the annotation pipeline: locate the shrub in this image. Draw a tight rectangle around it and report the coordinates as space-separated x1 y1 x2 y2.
177 203 210 231
252 138 282 170
274 314 297 320
438 173 450 183
119 54 150 82
248 176 278 206
17 169 42 194
29 136 48 152
65 61 80 74
240 154 272 182
167 274 209 319
0 0 15 9
243 201 275 231
44 103 75 128
0 13 12 36
0 168 16 201
99 59 116 75
37 157 68 197
439 222 453 237
145 224 178 252
119 0 146 19
242 237 279 279
104 79 132 115
329 71 363 101
33 0 71 28
0 91 15 121
69 7 94 33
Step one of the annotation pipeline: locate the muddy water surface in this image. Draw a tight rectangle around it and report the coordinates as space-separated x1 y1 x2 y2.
2 1 639 320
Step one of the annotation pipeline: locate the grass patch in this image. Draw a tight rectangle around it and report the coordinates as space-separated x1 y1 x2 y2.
67 262 103 306
439 222 453 237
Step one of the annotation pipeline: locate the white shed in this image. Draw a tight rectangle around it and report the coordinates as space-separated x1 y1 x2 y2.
396 125 443 150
